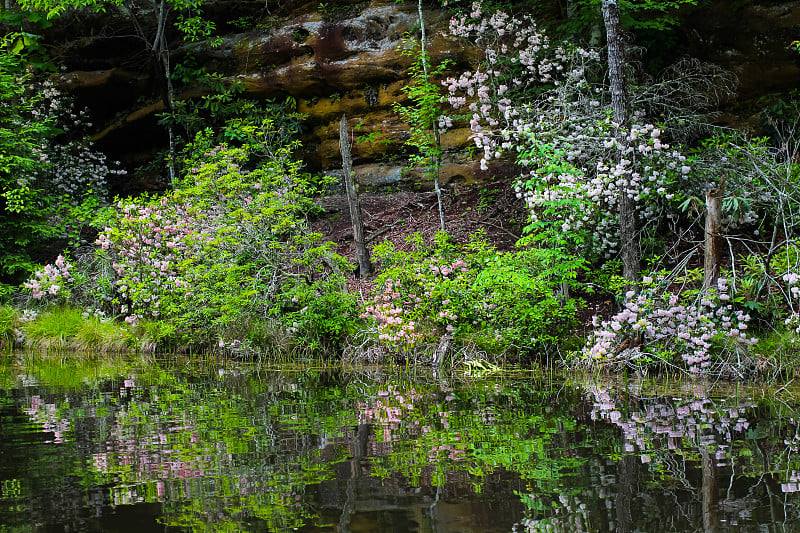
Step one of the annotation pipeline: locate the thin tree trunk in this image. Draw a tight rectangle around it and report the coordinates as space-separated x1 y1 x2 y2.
703 183 724 290
417 0 446 233
154 0 177 187
602 0 639 286
163 51 177 187
125 0 177 186
340 115 372 277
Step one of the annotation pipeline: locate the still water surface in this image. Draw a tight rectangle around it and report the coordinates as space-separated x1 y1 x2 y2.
1 353 799 532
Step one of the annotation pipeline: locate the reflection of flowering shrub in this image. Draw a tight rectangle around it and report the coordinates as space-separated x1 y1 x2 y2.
583 277 757 373
586 385 753 461
23 395 71 444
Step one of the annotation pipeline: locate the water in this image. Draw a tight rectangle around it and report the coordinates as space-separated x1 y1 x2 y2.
1 354 799 532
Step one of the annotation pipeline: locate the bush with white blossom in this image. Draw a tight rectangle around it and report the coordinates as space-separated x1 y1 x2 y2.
442 3 720 259
582 276 757 373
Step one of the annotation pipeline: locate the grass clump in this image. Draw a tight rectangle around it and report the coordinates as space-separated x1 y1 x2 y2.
21 307 85 350
0 305 19 349
19 308 137 353
75 316 133 353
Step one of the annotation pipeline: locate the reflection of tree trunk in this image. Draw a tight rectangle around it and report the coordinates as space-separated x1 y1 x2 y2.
702 451 720 533
338 423 369 532
616 453 637 533
757 441 786 532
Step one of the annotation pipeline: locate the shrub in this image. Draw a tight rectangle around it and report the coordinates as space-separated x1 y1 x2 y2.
581 276 757 374
90 126 355 353
361 232 582 359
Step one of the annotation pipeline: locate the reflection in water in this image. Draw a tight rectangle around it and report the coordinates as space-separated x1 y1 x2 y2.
2 356 800 532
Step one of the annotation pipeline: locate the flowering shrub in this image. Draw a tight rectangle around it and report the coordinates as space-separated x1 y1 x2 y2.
22 254 73 301
93 127 356 351
443 3 730 259
28 79 122 206
361 233 581 358
582 277 757 373
0 43 123 292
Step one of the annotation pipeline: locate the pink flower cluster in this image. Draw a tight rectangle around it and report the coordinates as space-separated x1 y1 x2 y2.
584 277 757 373
99 198 200 322
361 279 421 348
23 255 73 300
362 257 471 350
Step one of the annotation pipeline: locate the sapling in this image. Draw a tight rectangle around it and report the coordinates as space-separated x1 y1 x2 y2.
394 0 449 232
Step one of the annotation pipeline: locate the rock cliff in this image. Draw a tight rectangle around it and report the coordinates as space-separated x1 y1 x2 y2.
42 0 800 192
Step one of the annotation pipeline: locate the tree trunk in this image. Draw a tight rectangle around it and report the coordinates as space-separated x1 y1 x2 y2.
602 0 640 286
703 183 724 291
124 0 177 186
340 115 372 277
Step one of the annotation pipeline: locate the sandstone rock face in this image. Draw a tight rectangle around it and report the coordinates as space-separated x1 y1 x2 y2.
51 0 800 192
682 0 800 130
60 0 483 190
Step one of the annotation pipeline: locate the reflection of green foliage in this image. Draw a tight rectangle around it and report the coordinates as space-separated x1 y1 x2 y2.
9 357 800 531
345 376 584 492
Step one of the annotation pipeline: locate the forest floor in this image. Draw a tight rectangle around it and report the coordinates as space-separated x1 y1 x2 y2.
313 179 527 257
311 179 613 333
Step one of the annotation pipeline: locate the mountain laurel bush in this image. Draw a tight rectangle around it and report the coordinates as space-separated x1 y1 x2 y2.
87 126 356 351
361 233 581 357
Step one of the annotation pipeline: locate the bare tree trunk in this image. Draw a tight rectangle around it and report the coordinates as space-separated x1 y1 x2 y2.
703 183 724 290
340 115 372 277
154 0 178 186
417 0 446 233
602 0 639 286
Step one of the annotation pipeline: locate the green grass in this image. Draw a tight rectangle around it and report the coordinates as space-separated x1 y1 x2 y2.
0 305 18 349
20 307 135 352
129 319 177 353
21 307 85 350
753 329 800 379
76 317 133 353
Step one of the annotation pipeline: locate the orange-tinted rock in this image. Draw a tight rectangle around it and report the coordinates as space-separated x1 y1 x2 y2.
53 0 800 191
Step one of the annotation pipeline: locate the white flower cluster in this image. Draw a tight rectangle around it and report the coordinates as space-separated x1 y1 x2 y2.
25 79 125 206
584 277 757 373
445 5 692 258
